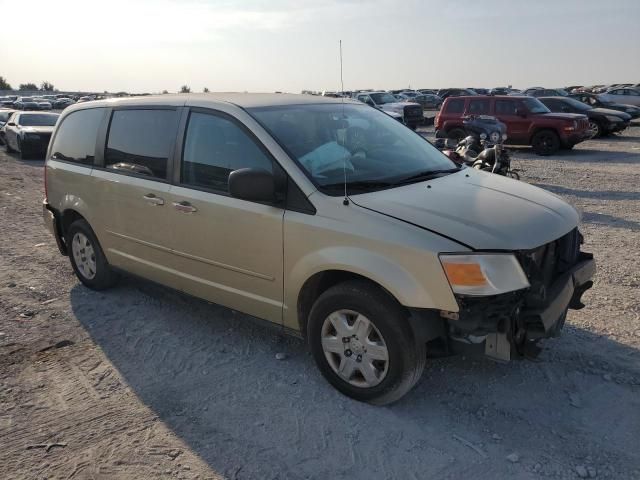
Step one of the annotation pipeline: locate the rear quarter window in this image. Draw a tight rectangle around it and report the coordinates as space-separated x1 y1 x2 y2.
50 108 105 165
445 98 465 114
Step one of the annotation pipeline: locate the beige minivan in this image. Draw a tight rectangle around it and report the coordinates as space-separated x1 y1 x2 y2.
43 93 595 404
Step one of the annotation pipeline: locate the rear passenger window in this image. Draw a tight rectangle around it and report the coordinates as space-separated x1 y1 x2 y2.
105 109 178 180
495 100 517 115
50 108 104 165
181 111 273 193
445 99 465 113
468 99 489 114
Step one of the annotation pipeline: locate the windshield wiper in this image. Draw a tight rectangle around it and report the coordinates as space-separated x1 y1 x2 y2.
394 167 461 185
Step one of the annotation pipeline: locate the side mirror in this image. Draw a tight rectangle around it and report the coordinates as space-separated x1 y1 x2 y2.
228 168 275 202
7 122 16 126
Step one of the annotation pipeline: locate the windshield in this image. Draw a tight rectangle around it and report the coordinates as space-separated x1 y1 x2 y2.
18 113 59 126
521 97 550 114
249 103 457 194
370 93 398 105
19 97 34 102
562 98 592 111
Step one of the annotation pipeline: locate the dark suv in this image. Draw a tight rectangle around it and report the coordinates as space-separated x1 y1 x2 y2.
435 96 590 155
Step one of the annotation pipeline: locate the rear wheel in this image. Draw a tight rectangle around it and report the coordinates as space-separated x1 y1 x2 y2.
531 130 560 156
308 280 426 405
66 219 118 290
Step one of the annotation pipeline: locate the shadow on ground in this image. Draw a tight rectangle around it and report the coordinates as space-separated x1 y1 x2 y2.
70 279 640 479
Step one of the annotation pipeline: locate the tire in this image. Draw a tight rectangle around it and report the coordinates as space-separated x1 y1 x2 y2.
447 127 466 142
531 130 560 156
66 219 118 290
18 139 29 160
563 143 575 150
587 120 601 138
307 280 426 405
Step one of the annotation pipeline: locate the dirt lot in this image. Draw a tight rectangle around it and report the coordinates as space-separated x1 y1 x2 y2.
1 127 639 480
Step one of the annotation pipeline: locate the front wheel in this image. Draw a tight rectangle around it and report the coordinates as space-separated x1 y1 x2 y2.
307 281 426 405
531 130 560 156
587 121 602 138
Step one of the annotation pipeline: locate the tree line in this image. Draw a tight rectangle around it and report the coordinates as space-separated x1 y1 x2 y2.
0 76 55 91
1 76 211 94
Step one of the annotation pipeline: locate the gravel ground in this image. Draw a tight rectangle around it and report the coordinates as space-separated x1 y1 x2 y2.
1 127 639 480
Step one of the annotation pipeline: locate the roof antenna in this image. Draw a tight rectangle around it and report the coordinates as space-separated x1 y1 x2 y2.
340 39 349 206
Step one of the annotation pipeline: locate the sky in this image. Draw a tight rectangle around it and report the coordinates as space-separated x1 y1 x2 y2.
1 0 639 93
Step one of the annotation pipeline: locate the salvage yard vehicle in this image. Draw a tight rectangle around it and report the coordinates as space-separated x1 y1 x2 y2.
355 91 424 129
42 93 595 404
435 95 591 155
14 97 40 110
0 109 15 145
597 87 640 106
539 97 631 138
569 92 640 119
4 111 59 159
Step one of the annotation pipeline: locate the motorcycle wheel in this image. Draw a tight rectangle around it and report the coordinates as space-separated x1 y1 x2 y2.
507 170 520 180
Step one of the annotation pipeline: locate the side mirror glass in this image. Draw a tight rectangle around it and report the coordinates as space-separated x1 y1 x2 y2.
7 122 16 126
228 168 275 202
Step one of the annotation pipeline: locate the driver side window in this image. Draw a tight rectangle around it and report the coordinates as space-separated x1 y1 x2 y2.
181 111 273 194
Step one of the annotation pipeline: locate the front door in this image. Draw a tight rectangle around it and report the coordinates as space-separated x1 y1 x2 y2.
166 109 284 324
492 98 531 143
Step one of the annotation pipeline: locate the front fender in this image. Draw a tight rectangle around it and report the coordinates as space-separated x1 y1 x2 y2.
284 246 459 330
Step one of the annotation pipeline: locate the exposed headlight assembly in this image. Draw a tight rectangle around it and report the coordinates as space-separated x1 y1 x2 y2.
502 133 508 140
440 253 530 296
479 133 487 140
490 131 501 143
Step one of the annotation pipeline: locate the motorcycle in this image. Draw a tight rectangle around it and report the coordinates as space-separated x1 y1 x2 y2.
434 115 520 179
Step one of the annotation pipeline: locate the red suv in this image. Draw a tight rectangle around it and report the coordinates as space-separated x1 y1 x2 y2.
435 96 590 155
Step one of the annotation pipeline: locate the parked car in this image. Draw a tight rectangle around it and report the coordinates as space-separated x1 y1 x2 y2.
42 93 595 404
14 97 40 110
417 89 437 95
0 96 18 107
395 92 442 109
436 88 477 100
597 88 640 106
470 88 489 95
569 92 640 119
355 91 423 129
53 97 76 109
522 88 569 97
3 111 59 159
32 98 53 110
76 96 95 103
538 97 630 138
435 95 590 155
0 109 16 145
489 87 510 95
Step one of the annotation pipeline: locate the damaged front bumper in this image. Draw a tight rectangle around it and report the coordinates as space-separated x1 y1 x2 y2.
446 250 595 362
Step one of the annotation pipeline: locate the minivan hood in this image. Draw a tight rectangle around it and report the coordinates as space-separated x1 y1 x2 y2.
351 169 579 251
